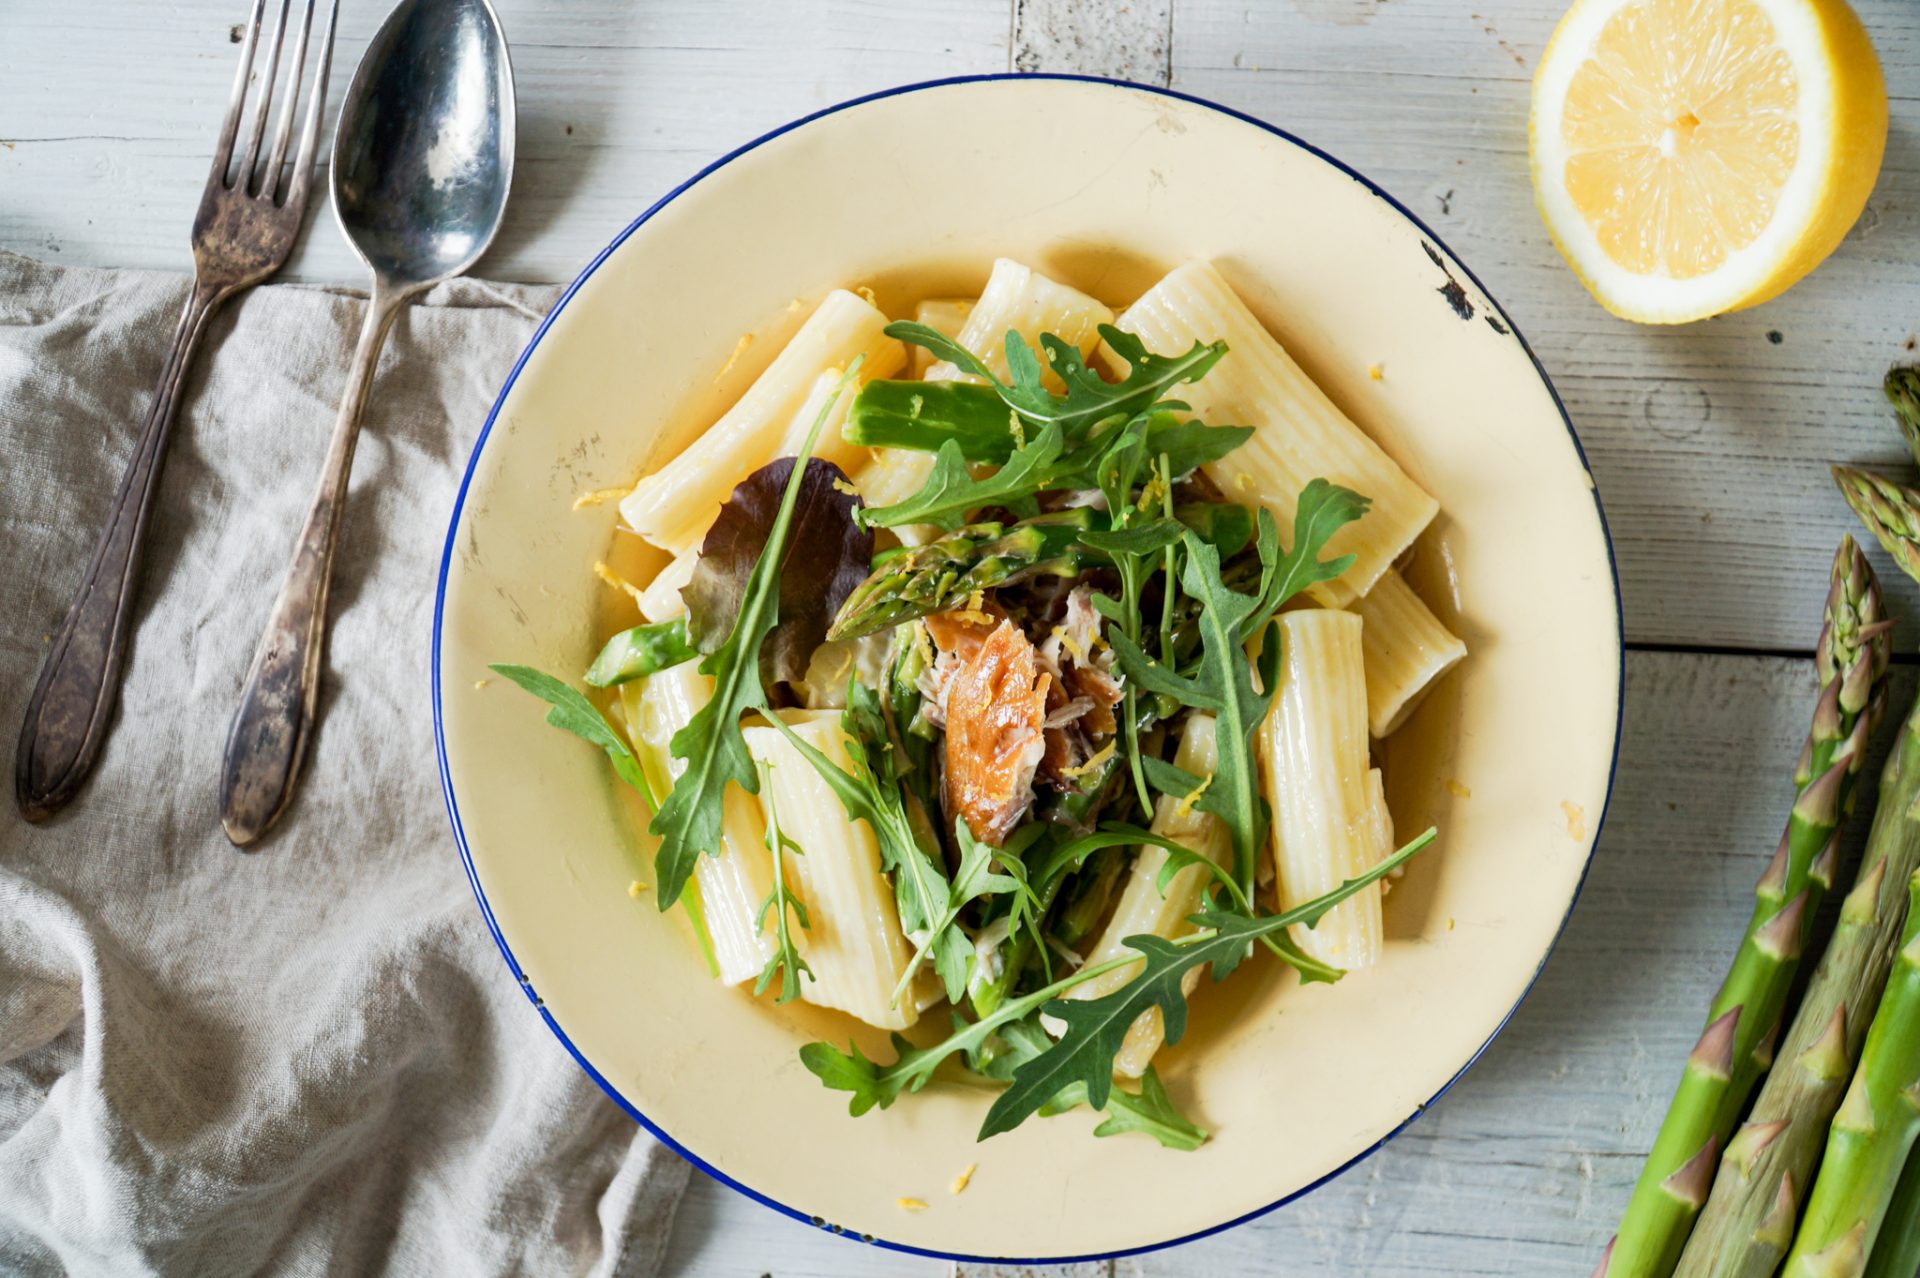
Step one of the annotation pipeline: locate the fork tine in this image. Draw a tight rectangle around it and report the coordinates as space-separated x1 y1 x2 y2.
211 0 269 176
284 0 340 212
237 0 294 194
262 0 319 201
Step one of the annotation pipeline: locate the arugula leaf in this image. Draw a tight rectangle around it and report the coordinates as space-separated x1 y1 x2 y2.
490 664 649 797
803 829 1435 1134
884 321 1227 443
648 365 860 907
1172 502 1255 558
1028 822 1187 892
858 427 1068 532
752 763 813 1004
1077 519 1186 558
845 380 1021 463
1106 483 1369 895
1043 1067 1209 1152
583 619 698 688
1140 757 1229 822
766 681 972 1004
1145 417 1255 477
978 829 1435 1138
891 817 1036 1006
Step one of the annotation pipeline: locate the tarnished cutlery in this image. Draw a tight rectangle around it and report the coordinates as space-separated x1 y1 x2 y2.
220 0 516 846
16 0 340 823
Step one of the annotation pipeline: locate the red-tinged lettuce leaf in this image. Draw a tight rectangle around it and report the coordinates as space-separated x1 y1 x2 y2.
684 457 872 684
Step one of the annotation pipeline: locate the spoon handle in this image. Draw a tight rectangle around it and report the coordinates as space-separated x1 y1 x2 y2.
220 285 408 847
16 277 228 822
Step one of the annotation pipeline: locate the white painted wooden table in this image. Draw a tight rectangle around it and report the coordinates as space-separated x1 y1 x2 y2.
10 1 1920 1274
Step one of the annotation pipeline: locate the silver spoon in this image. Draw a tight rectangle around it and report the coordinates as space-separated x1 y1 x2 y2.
221 0 515 847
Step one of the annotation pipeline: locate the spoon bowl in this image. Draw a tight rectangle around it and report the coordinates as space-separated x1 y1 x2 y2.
332 0 514 288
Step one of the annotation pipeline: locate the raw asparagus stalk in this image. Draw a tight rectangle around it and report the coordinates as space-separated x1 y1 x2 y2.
1858 1147 1920 1278
1883 366 1920 468
829 510 1094 640
1679 503 1920 1278
1611 538 1891 1278
1835 466 1920 585
1779 871 1920 1277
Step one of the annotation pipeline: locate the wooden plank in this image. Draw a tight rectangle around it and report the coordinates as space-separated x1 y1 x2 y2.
1166 0 1920 653
1013 0 1172 83
662 650 1904 1276
0 0 1012 285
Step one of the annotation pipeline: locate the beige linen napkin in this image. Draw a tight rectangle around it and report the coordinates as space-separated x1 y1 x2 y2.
0 252 689 1276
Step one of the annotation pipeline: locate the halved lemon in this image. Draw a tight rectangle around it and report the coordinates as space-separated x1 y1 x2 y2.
1531 0 1886 324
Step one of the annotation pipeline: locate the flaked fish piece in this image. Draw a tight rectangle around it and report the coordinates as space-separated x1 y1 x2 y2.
942 619 1050 846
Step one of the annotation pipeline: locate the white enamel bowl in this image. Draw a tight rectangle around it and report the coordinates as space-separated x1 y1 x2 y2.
434 75 1621 1263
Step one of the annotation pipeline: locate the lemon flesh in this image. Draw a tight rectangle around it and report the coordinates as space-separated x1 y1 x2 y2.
1531 0 1886 324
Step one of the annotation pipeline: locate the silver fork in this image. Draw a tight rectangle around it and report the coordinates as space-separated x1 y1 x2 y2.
15 0 340 823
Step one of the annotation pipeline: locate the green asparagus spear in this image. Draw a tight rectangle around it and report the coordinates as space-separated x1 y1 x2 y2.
1883 366 1920 468
828 510 1095 641
1611 537 1891 1278
1780 871 1920 1277
1859 1147 1920 1278
1680 477 1920 1278
1834 466 1920 585
845 380 1021 463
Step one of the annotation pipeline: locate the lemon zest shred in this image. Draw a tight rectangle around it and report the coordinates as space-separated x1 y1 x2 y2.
1444 779 1472 800
1058 740 1117 781
628 881 649 898
950 1164 976 1195
1050 624 1089 665
593 561 648 608
896 1197 928 1212
572 486 628 510
831 477 860 497
712 333 754 385
1175 771 1215 820
1367 362 1384 381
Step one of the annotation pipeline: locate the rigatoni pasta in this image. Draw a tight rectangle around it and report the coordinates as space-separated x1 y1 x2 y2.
623 664 775 988
1349 568 1468 737
620 289 905 555
1067 715 1228 1079
1110 260 1438 606
743 712 925 1030
1264 609 1381 969
924 257 1113 385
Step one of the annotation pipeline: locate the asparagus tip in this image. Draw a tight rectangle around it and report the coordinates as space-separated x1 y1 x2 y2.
1661 1136 1721 1208
1689 1006 1742 1079
1755 1171 1799 1248
1723 1118 1789 1177
1754 890 1810 961
1797 1007 1852 1083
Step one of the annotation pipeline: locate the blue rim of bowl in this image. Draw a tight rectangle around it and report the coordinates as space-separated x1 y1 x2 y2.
432 71 1625 1265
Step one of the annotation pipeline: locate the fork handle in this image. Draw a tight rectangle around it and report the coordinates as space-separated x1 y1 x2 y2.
15 277 228 822
219 284 410 847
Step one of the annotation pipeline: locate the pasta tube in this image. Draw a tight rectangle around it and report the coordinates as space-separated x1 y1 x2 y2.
1110 261 1437 605
910 297 974 376
773 368 868 477
1349 569 1467 737
1264 610 1380 969
924 258 1114 386
742 713 924 1031
1363 766 1400 891
620 289 905 554
623 663 775 987
853 447 940 548
635 551 695 623
1065 715 1228 1078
